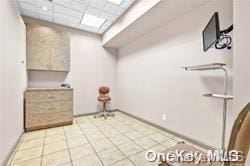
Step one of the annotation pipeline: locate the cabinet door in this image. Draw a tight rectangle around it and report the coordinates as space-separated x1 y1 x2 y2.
49 31 70 71
26 24 70 71
27 24 51 70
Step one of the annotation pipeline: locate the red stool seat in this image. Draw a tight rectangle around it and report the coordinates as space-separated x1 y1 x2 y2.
98 96 111 102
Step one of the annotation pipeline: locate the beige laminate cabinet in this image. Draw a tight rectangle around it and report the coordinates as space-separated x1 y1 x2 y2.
25 88 73 131
27 23 70 72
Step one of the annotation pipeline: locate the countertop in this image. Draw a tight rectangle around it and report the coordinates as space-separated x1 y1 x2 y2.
25 87 73 91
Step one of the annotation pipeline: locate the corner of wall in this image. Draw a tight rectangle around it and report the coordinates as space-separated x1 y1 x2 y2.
0 0 27 164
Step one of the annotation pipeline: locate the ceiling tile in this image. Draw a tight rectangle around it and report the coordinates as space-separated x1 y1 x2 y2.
85 6 100 16
39 8 53 16
22 9 39 17
36 0 53 10
54 12 68 20
71 1 87 12
73 0 89 5
53 0 72 7
88 0 106 10
19 0 36 5
68 16 80 24
54 5 69 14
70 10 83 19
99 11 112 20
16 0 135 34
19 2 37 12
102 2 118 14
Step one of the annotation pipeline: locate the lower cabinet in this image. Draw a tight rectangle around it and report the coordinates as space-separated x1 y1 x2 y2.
25 88 73 131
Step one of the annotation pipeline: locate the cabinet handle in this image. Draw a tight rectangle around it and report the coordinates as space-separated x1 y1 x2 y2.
48 96 55 99
48 107 55 110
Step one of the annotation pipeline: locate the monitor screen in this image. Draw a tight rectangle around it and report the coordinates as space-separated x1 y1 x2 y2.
202 12 220 51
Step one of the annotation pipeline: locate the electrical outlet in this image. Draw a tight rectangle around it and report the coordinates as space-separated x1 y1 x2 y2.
162 114 166 121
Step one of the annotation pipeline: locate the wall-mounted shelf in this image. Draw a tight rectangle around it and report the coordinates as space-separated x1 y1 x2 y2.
203 93 233 100
182 63 226 71
182 63 233 150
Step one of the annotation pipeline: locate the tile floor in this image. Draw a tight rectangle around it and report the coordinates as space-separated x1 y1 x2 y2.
7 111 198 166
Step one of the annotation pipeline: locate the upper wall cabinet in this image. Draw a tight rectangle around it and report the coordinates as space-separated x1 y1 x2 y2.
27 24 70 72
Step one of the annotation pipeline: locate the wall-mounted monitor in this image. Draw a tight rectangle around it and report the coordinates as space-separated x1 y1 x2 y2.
202 12 220 52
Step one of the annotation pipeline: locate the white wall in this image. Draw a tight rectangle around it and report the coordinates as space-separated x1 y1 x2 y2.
117 1 233 148
233 1 250 122
25 19 118 115
0 1 27 164
65 30 118 115
0 1 3 163
102 1 208 48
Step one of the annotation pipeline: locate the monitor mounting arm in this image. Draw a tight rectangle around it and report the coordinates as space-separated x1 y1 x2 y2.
220 24 233 34
215 24 233 50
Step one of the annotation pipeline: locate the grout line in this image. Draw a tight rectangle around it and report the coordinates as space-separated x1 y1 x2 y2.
10 111 204 166
10 137 48 152
40 130 47 166
8 131 46 166
7 136 45 166
107 123 153 163
103 113 172 165
62 127 74 166
91 118 136 166
43 129 74 165
109 115 156 144
50 112 168 165
76 119 105 166
114 113 179 143
93 114 168 164
117 110 215 150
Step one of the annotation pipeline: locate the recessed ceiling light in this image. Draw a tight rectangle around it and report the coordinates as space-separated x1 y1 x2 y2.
80 14 105 28
42 6 48 11
108 0 123 5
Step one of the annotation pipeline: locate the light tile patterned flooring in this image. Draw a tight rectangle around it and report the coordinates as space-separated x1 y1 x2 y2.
7 112 198 166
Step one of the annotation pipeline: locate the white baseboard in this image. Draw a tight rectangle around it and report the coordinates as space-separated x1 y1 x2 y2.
2 132 24 166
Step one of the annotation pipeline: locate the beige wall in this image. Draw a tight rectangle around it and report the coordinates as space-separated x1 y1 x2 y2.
232 0 250 147
117 1 233 148
0 1 27 164
24 18 118 115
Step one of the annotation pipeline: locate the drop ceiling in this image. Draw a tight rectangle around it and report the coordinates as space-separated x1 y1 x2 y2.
16 0 135 34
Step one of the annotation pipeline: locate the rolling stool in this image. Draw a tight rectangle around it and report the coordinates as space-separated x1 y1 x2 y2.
94 86 114 119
